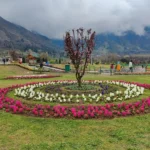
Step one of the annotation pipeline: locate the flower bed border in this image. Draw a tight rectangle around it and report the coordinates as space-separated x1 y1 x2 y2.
0 80 150 119
4 74 61 80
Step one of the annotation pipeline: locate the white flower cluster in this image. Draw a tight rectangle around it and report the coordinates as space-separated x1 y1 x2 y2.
14 80 144 103
12 74 50 78
102 80 144 102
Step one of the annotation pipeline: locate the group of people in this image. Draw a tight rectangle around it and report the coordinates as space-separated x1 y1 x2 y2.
110 62 122 75
110 60 133 75
2 58 9 65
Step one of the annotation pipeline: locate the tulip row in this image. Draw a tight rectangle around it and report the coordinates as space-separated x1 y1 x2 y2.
14 80 144 103
5 74 60 79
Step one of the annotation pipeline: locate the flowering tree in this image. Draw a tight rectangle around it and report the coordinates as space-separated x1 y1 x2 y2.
64 28 96 87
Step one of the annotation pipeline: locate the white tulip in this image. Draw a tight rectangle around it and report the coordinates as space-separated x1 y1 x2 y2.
110 92 115 97
76 99 79 103
106 97 111 101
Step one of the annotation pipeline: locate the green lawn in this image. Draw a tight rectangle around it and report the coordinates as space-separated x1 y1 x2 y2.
0 65 150 150
52 63 110 71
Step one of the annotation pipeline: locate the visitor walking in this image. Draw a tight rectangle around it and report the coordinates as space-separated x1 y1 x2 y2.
2 58 6 65
116 61 121 72
110 63 114 75
40 61 43 68
129 60 133 72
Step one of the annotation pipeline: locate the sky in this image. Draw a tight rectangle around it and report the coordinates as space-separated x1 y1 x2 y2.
0 0 150 39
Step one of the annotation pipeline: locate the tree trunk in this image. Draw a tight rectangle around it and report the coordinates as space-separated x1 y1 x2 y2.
76 71 82 87
77 77 82 87
77 78 82 87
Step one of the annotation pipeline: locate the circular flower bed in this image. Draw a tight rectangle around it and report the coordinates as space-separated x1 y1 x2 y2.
14 80 144 103
0 80 150 119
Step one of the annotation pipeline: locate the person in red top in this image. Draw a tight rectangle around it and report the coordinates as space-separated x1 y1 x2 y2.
110 63 114 75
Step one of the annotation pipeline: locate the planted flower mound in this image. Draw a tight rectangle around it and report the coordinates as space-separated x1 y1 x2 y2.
0 80 150 119
44 82 117 95
14 80 144 103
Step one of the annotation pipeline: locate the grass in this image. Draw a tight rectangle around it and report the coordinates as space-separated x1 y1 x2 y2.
52 63 110 71
0 65 150 150
0 65 33 79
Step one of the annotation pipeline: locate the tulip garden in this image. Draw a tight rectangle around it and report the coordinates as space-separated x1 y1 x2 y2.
1 79 150 119
0 65 150 150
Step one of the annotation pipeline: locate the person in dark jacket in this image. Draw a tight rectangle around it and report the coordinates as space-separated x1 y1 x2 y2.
40 61 43 68
110 63 114 75
2 58 6 65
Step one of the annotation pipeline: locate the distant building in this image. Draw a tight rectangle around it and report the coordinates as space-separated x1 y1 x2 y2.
26 51 40 65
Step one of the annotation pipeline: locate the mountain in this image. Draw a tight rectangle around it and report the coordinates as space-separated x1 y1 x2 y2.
95 28 150 55
0 16 62 54
1 16 150 55
52 28 150 55
50 39 64 49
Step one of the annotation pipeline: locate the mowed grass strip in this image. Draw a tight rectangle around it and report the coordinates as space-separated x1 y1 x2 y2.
0 65 150 150
52 63 110 72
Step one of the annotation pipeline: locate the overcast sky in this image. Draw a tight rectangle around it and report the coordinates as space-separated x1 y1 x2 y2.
0 0 150 39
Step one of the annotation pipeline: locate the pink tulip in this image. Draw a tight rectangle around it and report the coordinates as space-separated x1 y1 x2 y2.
19 108 24 113
122 111 127 116
140 107 145 112
0 104 3 109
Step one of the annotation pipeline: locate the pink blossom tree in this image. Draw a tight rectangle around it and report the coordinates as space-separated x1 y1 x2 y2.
64 28 96 87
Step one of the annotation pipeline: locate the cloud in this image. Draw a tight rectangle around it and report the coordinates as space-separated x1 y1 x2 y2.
0 0 150 39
